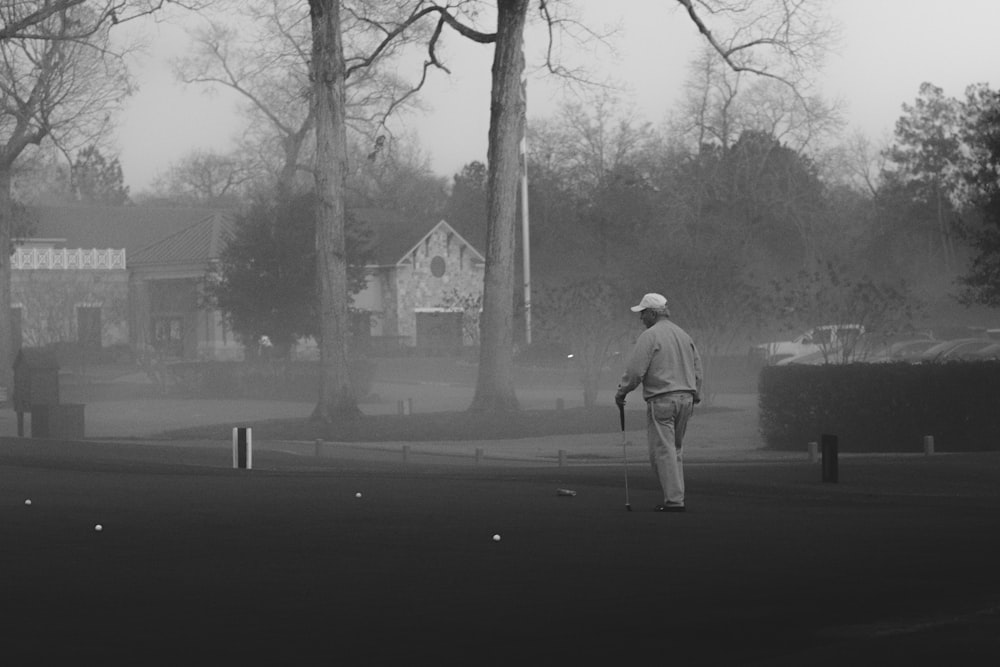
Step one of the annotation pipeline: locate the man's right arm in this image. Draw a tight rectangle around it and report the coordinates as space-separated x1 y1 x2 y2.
616 333 652 405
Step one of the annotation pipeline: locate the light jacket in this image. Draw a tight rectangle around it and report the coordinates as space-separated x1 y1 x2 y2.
617 318 703 402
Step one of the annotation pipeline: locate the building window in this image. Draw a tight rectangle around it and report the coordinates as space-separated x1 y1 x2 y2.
152 317 184 358
430 255 446 277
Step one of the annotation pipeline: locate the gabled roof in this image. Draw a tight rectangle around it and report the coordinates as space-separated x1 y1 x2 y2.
352 208 485 267
392 219 485 267
129 212 235 267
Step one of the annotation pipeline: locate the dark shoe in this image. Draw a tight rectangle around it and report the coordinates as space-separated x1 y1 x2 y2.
655 504 686 513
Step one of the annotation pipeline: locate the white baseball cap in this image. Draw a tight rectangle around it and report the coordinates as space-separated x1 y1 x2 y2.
630 293 668 312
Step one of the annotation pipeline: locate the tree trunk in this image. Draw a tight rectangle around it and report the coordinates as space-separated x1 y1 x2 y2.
309 0 359 422
470 0 528 413
0 168 12 392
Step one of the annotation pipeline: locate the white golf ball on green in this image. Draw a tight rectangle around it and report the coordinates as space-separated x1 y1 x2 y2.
94 524 103 532
492 533 501 542
355 492 362 498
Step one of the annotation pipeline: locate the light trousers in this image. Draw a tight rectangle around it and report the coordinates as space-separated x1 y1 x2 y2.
646 393 695 505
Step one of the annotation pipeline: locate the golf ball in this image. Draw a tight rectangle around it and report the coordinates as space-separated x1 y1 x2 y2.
492 534 501 542
355 492 362 499
94 524 103 532
24 499 31 506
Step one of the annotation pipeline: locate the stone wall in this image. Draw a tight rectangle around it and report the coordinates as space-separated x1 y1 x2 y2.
394 224 484 346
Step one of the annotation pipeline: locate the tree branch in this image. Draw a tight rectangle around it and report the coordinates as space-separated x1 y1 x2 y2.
345 4 494 81
676 0 788 83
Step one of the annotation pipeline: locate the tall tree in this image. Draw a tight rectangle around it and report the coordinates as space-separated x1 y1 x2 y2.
527 91 663 274
443 160 487 234
0 3 135 390
71 146 130 205
206 191 372 357
956 83 1000 306
883 82 963 270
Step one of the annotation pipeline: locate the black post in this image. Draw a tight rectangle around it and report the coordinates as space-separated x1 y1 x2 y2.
821 434 838 483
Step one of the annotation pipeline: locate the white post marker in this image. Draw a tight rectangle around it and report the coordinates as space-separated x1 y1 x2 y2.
233 427 253 469
923 435 935 456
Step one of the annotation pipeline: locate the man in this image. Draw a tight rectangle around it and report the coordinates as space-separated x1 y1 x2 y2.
615 293 703 512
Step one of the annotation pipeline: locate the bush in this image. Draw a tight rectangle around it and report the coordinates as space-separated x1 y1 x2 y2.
759 361 1000 452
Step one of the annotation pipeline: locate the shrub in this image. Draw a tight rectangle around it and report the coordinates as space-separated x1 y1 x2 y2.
759 361 1000 452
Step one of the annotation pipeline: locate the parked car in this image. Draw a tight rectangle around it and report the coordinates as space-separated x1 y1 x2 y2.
959 342 1000 360
750 324 864 365
864 338 940 363
775 347 854 365
917 338 999 362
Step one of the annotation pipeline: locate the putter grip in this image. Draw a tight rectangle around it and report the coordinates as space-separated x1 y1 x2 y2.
619 404 625 431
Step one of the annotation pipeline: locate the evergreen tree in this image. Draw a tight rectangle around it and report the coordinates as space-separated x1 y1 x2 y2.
206 191 372 358
72 146 130 205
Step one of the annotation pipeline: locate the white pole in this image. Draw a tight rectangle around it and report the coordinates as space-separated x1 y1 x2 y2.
232 427 252 470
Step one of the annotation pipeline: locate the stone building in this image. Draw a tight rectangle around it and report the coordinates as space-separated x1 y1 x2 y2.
10 246 129 358
352 209 485 354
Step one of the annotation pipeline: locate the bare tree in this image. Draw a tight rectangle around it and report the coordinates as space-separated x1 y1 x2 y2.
0 3 137 390
176 0 432 194
309 0 356 420
0 0 184 41
672 44 842 154
150 148 257 204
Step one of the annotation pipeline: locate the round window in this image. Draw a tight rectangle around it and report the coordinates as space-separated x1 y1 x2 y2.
430 256 446 277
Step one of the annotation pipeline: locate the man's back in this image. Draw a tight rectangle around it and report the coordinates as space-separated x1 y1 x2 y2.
622 319 702 401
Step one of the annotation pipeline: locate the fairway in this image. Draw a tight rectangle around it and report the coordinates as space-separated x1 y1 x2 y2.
2 448 999 664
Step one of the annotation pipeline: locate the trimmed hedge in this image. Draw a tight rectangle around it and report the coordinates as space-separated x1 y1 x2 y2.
759 361 1000 452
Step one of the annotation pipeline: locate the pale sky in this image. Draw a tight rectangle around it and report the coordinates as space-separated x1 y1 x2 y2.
113 0 1000 193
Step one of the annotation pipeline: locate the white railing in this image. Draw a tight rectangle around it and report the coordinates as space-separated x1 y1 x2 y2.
11 248 126 270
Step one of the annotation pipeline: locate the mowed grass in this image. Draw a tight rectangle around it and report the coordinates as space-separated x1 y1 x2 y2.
159 404 733 442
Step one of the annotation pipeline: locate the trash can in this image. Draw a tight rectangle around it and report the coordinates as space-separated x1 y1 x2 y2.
12 348 61 438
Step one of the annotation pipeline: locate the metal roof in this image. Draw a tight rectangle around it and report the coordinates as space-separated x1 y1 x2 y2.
27 205 233 256
129 212 235 267
25 205 485 269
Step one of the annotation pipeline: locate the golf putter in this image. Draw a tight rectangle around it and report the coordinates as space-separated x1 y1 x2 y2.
619 403 631 511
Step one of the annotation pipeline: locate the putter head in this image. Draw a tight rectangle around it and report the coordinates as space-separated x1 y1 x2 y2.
626 504 632 512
